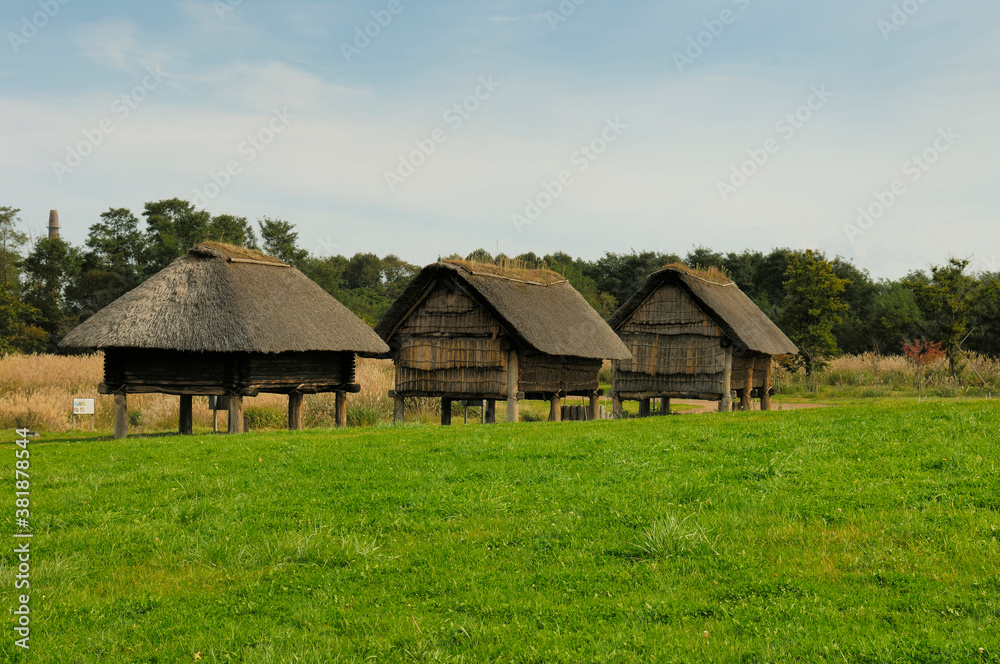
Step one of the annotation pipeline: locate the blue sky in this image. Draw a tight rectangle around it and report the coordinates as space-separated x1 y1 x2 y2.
2 0 998 279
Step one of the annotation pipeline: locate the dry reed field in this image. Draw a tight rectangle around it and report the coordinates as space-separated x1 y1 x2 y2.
3 351 998 433
0 353 423 433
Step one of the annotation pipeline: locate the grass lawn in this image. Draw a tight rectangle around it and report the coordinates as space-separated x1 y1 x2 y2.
2 400 999 662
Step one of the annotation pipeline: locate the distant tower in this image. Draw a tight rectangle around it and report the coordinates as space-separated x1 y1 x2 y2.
48 210 60 239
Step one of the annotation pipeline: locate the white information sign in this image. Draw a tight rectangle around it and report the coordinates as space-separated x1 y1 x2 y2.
73 398 95 415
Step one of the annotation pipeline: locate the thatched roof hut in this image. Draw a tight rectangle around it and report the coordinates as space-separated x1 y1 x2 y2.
376 261 630 424
608 265 797 414
61 242 389 437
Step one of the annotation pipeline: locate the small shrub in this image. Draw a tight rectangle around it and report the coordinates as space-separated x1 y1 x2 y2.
127 410 143 427
347 407 383 428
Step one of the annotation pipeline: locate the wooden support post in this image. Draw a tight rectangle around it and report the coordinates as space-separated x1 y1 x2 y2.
288 393 304 430
179 395 193 435
506 350 519 423
741 356 755 412
441 398 452 426
228 395 244 434
393 393 405 424
576 405 586 421
114 393 128 439
484 399 496 424
660 397 671 415
589 393 600 421
719 345 733 412
335 391 347 428
549 395 562 422
612 395 624 420
638 398 651 418
761 358 773 411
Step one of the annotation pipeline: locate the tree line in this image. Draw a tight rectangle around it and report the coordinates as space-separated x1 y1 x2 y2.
2 199 999 376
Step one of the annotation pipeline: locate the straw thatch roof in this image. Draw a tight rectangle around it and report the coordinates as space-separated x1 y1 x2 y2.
60 242 389 355
376 262 631 360
607 266 798 357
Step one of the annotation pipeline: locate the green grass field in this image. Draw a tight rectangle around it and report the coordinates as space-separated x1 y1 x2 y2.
3 400 1000 663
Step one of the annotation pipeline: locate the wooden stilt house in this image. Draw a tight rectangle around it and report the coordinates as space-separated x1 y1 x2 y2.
375 261 631 424
60 242 388 438
607 265 798 415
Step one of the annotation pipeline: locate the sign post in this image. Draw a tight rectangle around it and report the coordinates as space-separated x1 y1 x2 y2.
73 398 96 431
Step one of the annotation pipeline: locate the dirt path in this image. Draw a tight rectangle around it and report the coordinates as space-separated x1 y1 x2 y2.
671 399 835 414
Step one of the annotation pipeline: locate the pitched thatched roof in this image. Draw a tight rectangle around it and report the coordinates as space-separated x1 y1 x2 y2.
607 266 799 357
376 262 631 360
60 242 389 355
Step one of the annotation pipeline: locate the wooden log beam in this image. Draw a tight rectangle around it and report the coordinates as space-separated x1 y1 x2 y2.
761 358 773 411
549 395 562 422
228 395 244 434
335 391 347 428
288 393 304 430
114 393 128 439
719 345 733 412
441 398 452 426
179 395 193 435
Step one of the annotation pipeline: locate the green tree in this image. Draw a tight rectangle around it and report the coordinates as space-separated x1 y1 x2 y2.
779 250 850 375
143 199 212 272
583 250 680 308
0 282 42 355
343 252 383 290
904 258 977 380
21 236 81 347
259 217 308 267
68 208 149 319
207 214 258 249
0 206 28 291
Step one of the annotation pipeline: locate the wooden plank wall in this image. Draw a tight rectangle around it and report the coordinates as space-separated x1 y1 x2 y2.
395 281 509 397
519 351 601 395
613 284 728 398
104 348 355 395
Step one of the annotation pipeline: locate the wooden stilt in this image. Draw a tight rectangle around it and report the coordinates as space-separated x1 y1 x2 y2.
393 393 405 424
549 395 562 422
506 350 519 423
761 358 773 411
485 399 496 424
741 356 755 411
288 393 304 430
441 398 452 426
228 395 244 434
114 393 128 439
335 391 347 428
179 395 193 435
638 398 651 418
612 396 624 419
589 393 600 421
720 345 734 412
660 397 671 415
